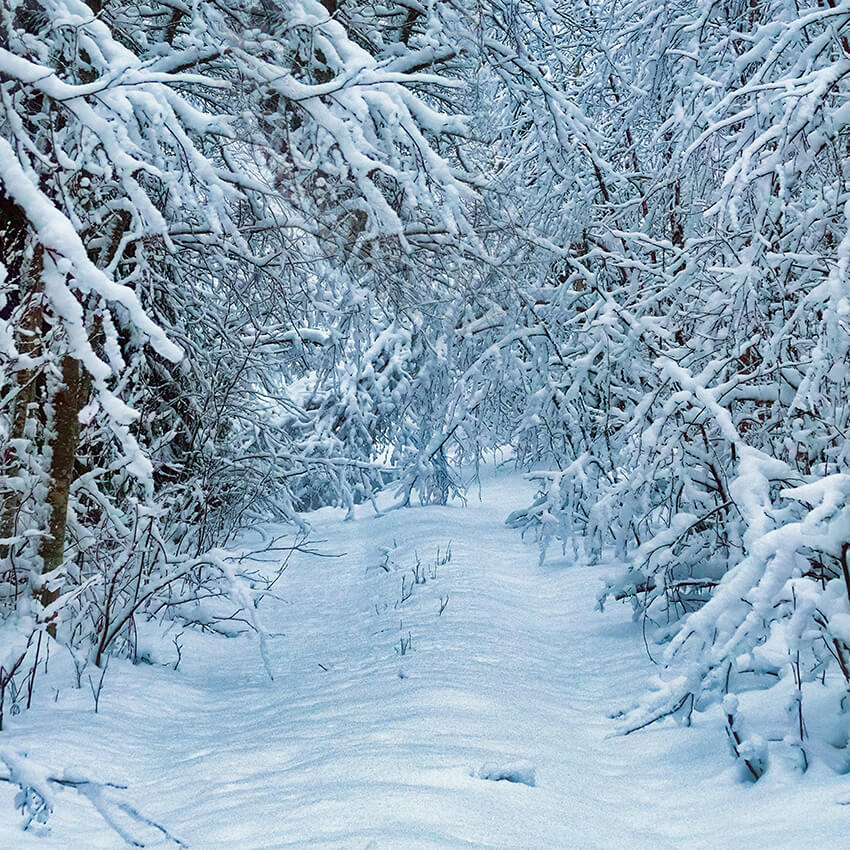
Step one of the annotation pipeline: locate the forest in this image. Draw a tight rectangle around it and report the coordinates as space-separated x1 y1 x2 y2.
2 0 850 845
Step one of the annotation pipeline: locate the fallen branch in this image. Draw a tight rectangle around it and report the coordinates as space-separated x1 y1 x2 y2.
0 749 186 847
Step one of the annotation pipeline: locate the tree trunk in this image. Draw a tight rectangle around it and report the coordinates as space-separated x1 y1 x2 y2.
34 207 122 634
39 354 90 635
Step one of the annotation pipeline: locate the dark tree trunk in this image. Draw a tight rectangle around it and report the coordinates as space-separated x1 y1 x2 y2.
39 354 90 635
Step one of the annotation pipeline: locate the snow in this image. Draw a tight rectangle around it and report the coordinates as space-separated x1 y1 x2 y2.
0 137 182 368
475 761 536 787
2 467 850 848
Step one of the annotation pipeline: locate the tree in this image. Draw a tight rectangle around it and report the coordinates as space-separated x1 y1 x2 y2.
0 0 475 722
497 0 850 777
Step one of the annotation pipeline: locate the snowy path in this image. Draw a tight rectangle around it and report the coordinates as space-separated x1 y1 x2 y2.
3 468 849 848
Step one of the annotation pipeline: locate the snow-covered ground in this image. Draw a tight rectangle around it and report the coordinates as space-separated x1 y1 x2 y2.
2 466 849 849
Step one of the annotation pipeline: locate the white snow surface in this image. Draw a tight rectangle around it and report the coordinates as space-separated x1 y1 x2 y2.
2 467 849 848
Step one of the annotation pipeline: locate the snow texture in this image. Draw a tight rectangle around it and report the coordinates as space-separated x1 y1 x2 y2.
1 469 848 848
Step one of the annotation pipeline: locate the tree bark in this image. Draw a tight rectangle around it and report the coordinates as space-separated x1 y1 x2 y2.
33 207 123 634
39 354 90 635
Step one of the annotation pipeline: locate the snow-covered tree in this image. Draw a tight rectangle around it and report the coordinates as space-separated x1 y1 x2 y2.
4 0 850 785
496 0 850 777
0 0 475 722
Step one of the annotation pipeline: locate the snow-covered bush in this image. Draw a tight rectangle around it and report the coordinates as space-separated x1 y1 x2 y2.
495 0 850 775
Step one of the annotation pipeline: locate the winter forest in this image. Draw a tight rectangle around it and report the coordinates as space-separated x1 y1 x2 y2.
2 0 850 846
